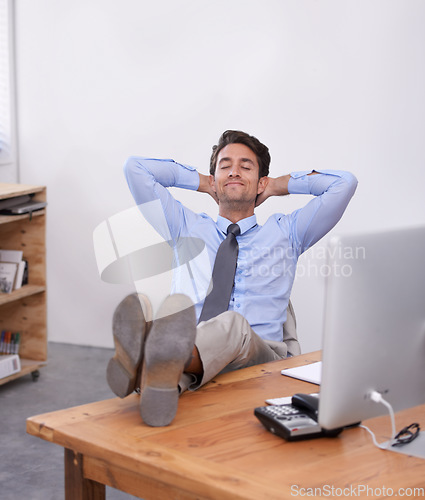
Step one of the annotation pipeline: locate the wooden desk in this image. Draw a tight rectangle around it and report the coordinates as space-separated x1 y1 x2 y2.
27 352 425 499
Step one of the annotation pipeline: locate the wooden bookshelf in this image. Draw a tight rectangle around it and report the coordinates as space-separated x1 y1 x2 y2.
0 183 47 385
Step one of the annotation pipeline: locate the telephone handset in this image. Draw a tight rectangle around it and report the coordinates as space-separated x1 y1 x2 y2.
291 393 320 416
254 393 342 441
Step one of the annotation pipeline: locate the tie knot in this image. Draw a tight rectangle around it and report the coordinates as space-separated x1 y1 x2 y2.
227 223 240 237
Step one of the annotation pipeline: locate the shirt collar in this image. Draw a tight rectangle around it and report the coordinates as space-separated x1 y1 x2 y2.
216 214 257 236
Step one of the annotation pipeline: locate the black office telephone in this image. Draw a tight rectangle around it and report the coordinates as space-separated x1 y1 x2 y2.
254 393 343 441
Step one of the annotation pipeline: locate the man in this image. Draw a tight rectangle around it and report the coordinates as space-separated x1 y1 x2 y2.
107 130 357 427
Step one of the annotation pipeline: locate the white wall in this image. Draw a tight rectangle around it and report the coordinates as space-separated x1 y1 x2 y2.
14 0 425 352
0 0 18 183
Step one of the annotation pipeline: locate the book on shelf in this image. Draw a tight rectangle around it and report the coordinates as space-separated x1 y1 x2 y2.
0 331 21 354
0 249 23 262
0 262 17 293
0 249 28 292
15 260 28 289
0 355 21 380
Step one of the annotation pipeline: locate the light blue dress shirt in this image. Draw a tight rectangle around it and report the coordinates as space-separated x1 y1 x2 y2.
124 157 357 342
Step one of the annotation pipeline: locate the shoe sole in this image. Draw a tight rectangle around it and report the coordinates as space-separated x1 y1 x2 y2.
140 294 196 427
107 293 152 398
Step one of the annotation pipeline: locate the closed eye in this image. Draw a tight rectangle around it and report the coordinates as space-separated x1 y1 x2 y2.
241 159 254 169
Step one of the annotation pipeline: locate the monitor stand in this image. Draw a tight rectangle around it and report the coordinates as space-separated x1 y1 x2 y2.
380 432 425 460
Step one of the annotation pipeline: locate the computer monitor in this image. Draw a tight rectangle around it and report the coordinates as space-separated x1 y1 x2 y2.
318 225 425 431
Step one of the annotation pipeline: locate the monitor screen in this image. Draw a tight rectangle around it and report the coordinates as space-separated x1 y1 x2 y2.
318 225 425 430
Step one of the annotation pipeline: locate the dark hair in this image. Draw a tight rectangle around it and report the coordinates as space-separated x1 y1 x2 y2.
209 130 271 178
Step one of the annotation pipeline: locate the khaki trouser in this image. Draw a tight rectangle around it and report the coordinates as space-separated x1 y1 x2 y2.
179 311 289 392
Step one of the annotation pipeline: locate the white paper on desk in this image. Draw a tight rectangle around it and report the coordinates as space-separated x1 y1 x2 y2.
281 361 322 385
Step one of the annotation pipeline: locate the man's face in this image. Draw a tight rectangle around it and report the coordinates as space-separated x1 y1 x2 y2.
209 143 267 206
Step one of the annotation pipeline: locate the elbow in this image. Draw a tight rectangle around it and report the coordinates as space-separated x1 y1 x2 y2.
123 156 139 177
341 171 358 198
123 157 150 200
123 157 151 188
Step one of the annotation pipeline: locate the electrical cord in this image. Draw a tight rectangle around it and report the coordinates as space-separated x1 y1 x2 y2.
360 390 397 450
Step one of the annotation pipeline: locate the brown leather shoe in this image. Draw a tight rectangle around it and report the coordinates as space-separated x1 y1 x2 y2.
107 293 152 398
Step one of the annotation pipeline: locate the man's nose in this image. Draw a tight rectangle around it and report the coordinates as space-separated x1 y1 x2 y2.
229 165 241 177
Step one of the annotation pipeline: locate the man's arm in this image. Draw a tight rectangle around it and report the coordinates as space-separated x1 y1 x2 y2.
256 172 321 206
124 157 201 241
257 169 358 255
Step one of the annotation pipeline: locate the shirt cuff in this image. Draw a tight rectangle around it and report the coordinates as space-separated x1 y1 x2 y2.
288 171 311 194
288 169 343 195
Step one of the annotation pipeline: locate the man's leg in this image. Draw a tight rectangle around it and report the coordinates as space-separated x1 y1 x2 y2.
107 295 288 425
180 310 286 392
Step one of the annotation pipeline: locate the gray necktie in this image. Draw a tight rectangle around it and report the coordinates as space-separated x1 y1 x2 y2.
199 223 241 323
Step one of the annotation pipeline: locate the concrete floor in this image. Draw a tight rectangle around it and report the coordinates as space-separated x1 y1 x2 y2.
0 342 141 500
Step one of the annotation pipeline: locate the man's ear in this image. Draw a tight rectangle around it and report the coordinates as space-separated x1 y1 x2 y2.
257 176 269 195
209 174 217 193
